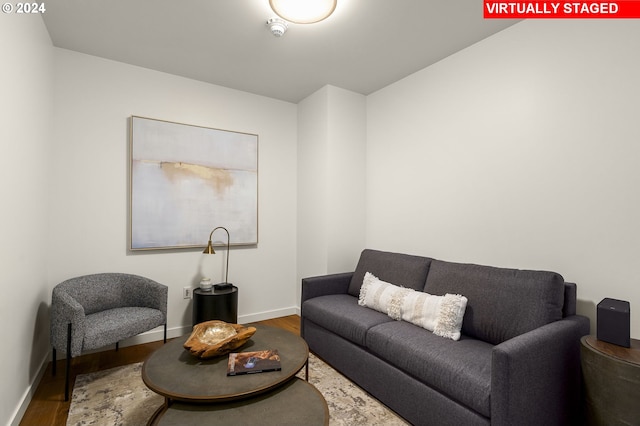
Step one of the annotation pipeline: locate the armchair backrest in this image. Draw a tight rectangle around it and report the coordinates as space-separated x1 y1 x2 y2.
56 273 167 315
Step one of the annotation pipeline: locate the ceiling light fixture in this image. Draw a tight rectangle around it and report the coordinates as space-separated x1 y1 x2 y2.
269 0 337 24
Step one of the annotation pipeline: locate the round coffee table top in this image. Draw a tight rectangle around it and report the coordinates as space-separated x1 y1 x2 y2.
151 378 329 426
142 324 308 402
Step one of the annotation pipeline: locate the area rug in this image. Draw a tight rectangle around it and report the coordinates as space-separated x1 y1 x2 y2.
67 353 409 425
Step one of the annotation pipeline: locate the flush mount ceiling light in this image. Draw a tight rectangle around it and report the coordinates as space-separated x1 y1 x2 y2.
269 0 337 24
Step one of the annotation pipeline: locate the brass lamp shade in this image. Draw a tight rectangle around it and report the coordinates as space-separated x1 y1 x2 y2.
202 240 216 255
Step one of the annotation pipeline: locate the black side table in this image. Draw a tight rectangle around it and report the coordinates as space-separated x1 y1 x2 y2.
192 285 238 326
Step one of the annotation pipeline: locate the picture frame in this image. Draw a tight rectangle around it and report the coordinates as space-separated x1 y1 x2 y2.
129 116 258 250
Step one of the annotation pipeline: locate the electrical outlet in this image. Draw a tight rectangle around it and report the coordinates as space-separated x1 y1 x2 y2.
183 286 193 299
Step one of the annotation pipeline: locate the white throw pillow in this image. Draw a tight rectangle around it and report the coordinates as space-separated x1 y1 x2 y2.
359 272 468 341
358 272 404 318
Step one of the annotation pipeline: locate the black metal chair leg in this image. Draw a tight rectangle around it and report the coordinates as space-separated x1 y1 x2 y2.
65 323 71 402
52 347 56 376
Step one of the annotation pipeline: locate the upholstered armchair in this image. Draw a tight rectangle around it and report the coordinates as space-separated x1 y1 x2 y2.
50 273 168 400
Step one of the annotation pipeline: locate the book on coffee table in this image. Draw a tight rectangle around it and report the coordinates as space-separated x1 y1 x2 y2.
227 349 281 376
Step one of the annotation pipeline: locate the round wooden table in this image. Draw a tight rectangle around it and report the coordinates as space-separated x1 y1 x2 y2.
142 324 327 425
580 335 640 425
151 378 329 426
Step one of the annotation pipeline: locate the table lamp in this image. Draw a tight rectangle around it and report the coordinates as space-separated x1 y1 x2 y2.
203 226 233 290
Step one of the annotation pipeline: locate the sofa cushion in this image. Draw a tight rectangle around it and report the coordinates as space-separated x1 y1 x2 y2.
302 294 393 346
424 260 565 345
348 249 432 297
367 320 493 418
359 272 468 340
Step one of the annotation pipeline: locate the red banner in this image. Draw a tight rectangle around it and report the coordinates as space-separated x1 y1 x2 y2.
484 1 640 18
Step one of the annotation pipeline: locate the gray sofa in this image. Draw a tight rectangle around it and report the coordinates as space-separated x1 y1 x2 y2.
301 249 590 426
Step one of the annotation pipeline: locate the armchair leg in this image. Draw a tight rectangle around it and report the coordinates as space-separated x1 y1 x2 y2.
52 347 56 376
116 342 119 351
164 323 167 343
65 323 71 402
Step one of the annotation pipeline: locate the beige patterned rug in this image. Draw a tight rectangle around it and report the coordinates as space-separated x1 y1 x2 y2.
67 353 409 425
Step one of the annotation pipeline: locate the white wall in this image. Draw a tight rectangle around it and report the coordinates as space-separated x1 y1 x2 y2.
326 87 367 273
367 20 640 337
0 14 53 425
49 49 299 338
297 88 330 281
297 86 366 296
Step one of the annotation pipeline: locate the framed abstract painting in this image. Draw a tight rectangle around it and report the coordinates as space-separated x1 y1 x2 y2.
129 116 258 250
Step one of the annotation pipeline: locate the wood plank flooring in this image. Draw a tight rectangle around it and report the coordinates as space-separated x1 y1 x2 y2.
19 315 301 426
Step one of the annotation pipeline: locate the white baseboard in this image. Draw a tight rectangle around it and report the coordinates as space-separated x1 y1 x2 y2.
240 306 299 324
9 351 49 426
117 306 300 347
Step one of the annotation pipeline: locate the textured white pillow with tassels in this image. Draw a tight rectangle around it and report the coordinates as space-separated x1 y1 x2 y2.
358 272 400 316
359 272 468 341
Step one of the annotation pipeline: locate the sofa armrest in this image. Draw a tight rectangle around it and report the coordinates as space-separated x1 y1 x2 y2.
491 314 590 426
301 272 353 305
563 282 577 317
50 288 87 357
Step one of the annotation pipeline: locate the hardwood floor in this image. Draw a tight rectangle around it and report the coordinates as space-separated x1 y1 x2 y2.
19 315 301 426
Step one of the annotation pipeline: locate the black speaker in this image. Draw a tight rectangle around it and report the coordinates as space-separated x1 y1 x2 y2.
597 298 630 347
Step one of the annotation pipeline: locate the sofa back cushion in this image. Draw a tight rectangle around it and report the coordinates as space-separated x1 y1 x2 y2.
424 259 565 345
348 249 432 297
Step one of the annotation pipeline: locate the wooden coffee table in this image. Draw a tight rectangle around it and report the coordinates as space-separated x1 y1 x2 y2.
151 378 328 426
142 324 328 424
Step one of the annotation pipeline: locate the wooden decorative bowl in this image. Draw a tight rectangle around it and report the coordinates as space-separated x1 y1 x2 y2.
183 320 257 359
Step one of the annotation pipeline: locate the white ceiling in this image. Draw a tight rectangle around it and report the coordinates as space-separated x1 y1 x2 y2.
42 0 519 103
